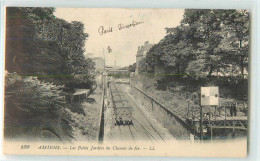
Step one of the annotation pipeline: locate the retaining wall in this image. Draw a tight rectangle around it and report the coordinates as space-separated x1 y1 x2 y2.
130 85 194 140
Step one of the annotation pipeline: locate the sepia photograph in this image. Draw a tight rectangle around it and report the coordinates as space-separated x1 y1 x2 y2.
3 7 249 157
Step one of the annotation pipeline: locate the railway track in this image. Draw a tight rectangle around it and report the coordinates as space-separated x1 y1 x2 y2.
110 82 135 141
131 117 156 142
127 125 135 142
109 82 167 142
128 97 165 142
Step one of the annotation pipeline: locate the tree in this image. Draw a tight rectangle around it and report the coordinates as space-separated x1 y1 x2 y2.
5 7 96 88
6 8 62 75
128 63 136 72
213 10 249 76
141 9 249 79
181 9 249 77
5 72 73 141
4 7 98 141
138 43 165 73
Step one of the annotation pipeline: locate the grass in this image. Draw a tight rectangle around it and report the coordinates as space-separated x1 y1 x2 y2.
65 87 102 141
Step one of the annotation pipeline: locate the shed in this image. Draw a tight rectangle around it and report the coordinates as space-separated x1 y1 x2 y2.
65 89 91 103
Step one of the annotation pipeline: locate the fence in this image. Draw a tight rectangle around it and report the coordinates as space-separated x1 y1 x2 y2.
167 86 248 119
98 76 105 142
167 87 248 140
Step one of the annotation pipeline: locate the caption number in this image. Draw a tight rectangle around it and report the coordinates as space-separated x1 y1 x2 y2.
21 145 30 149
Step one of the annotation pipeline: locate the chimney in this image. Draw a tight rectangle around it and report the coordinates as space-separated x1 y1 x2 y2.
145 41 149 48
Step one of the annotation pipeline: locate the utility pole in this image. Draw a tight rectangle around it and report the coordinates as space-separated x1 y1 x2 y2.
200 105 203 140
200 87 219 141
102 48 106 88
103 48 105 71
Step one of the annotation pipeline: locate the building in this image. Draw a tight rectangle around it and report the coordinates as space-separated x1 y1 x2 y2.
92 57 105 73
86 53 95 58
135 41 154 75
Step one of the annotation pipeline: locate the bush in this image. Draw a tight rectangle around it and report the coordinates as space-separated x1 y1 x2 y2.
5 72 73 141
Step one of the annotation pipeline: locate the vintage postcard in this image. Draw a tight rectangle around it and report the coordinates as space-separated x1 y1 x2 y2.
3 8 249 157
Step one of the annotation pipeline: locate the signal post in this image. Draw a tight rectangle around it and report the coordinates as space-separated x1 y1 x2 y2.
200 86 219 141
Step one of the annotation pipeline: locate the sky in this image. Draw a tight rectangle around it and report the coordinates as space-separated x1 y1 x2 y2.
54 8 184 67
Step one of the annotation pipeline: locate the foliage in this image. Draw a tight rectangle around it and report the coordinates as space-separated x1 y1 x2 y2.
5 7 96 88
138 9 249 101
4 7 98 140
63 106 99 140
139 9 249 79
5 72 65 113
181 9 249 77
4 72 74 141
128 63 136 72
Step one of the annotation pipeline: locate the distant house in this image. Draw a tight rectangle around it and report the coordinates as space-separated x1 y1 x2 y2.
86 53 95 58
135 41 154 75
92 57 105 73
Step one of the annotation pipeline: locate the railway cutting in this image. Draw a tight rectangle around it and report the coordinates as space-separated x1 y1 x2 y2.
103 80 175 142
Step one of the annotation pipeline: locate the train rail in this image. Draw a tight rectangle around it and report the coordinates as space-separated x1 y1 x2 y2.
110 81 133 125
128 96 165 142
109 81 167 142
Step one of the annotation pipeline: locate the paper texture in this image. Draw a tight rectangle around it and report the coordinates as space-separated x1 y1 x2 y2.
3 8 249 157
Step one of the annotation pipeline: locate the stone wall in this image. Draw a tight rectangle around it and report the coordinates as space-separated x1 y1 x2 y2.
130 85 193 140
